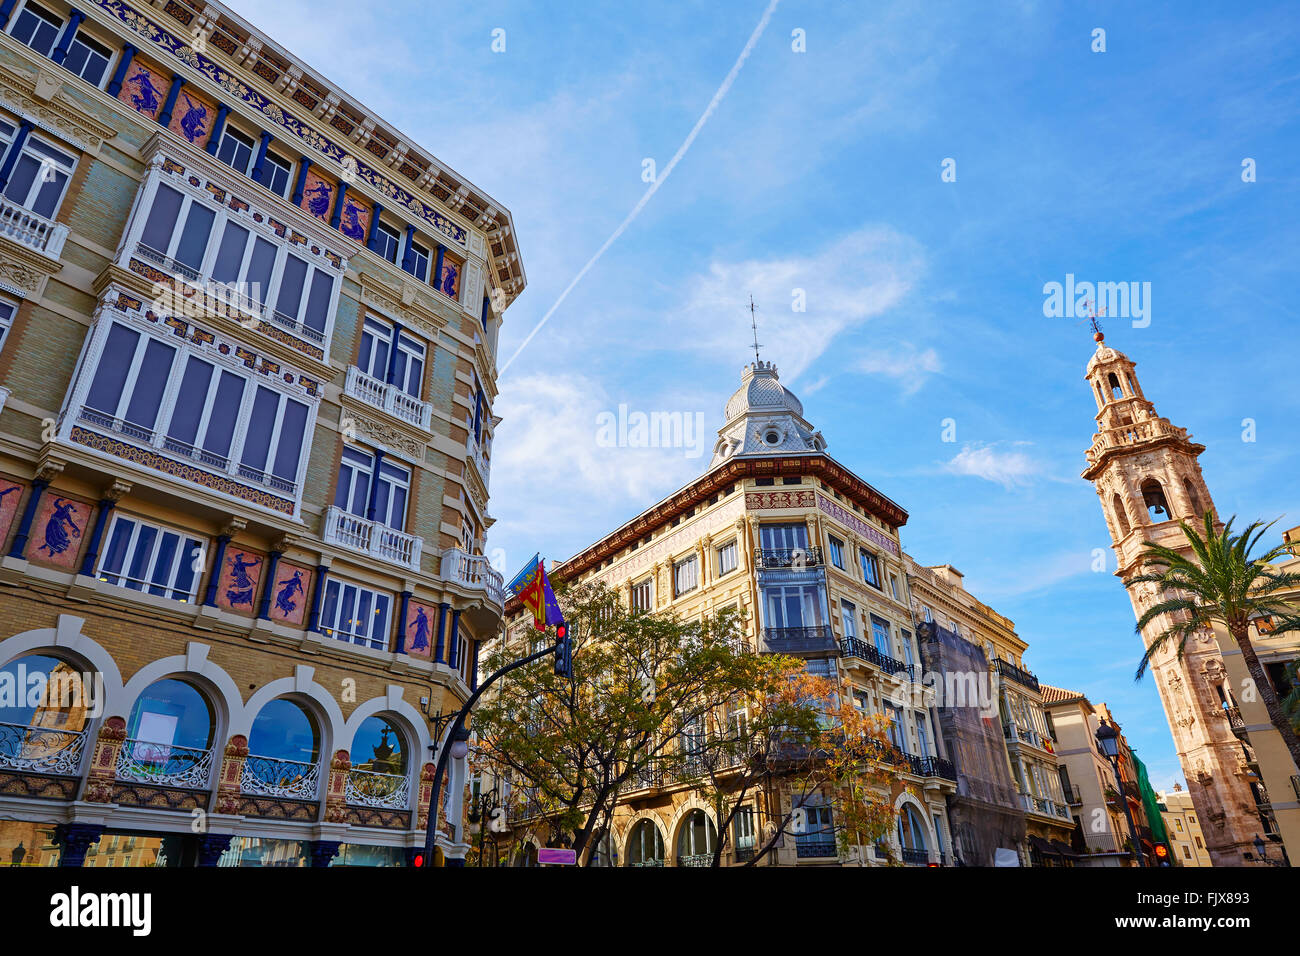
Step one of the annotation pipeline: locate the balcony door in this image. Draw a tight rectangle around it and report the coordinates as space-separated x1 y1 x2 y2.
759 522 807 552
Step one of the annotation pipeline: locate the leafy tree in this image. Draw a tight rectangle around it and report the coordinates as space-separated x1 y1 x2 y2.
471 581 777 865
1131 514 1300 771
686 666 898 866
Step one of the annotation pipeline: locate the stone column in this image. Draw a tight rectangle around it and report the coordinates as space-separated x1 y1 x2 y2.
416 761 437 832
324 750 350 823
214 734 250 815
81 716 127 803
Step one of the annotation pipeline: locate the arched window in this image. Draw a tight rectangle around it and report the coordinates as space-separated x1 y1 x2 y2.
119 678 216 789
627 819 664 867
676 809 717 866
1140 479 1170 522
589 830 615 867
1183 479 1204 518
347 715 408 809
0 654 92 776
898 804 930 863
1107 373 1124 400
242 699 321 800
1112 494 1131 536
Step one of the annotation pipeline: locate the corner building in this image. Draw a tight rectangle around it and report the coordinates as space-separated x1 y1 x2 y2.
507 362 1068 866
0 0 522 866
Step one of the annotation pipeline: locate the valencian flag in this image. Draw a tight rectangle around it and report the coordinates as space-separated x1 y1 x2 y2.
507 554 564 631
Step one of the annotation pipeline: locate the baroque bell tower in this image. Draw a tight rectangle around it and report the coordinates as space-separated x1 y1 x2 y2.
1081 330 1264 866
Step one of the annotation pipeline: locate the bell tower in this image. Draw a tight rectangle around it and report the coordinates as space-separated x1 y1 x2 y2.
1081 330 1264 866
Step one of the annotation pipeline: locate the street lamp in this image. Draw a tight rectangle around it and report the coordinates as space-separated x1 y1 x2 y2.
467 786 502 867
1252 834 1286 867
1095 721 1145 868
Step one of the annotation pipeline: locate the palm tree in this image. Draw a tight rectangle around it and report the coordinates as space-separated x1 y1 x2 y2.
1130 513 1300 773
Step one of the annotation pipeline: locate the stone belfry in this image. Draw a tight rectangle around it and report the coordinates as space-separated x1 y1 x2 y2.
1080 330 1263 866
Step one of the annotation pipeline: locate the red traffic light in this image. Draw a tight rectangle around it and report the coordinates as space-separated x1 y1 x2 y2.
412 852 426 868
556 623 567 640
1154 844 1168 859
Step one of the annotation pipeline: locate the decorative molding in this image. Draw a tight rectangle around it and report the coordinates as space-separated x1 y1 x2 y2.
0 46 118 152
344 412 423 461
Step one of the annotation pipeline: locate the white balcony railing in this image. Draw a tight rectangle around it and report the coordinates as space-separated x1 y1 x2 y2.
344 365 433 431
324 505 423 571
0 197 68 258
440 547 505 609
116 738 214 790
240 753 320 800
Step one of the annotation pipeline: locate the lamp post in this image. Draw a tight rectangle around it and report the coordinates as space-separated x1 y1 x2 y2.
1095 720 1145 868
422 639 559 867
1252 834 1286 867
468 786 502 867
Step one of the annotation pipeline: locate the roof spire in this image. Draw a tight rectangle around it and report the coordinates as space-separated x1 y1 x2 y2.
749 295 761 363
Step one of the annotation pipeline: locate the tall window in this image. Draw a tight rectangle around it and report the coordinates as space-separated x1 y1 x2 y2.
716 540 737 576
359 317 426 395
8 2 61 56
237 385 310 489
262 152 292 198
827 535 844 569
332 448 409 531
759 522 807 551
215 126 256 176
870 615 892 657
839 599 857 639
733 806 756 856
163 356 248 468
406 239 430 281
673 554 697 597
627 820 663 866
889 573 901 601
914 710 931 756
899 628 915 670
372 221 400 263
64 31 114 87
0 297 15 354
630 577 652 613
859 549 881 588
97 514 204 603
139 183 215 276
795 801 833 852
319 576 393 650
0 124 75 219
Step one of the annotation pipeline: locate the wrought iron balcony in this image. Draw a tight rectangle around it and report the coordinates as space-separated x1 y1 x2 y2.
345 768 410 809
1066 784 1083 806
994 657 1040 692
344 365 433 431
240 753 320 800
901 847 930 865
906 753 957 781
1224 705 1246 737
440 547 505 610
795 839 837 859
733 844 756 863
763 625 837 654
839 636 913 677
677 853 712 867
755 546 823 570
0 721 86 776
115 738 213 790
324 505 423 571
0 196 69 258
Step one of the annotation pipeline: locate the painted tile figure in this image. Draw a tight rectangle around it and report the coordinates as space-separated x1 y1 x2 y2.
28 496 89 569
340 196 370 241
0 481 22 547
177 94 208 142
120 61 166 119
268 560 311 626
304 181 331 219
223 551 262 608
275 569 304 617
440 260 459 299
404 600 435 659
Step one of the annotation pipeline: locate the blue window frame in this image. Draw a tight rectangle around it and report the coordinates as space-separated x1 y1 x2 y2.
319 577 392 650
96 513 204 603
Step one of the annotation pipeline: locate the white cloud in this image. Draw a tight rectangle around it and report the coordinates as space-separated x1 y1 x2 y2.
856 345 942 394
943 442 1043 489
671 226 925 383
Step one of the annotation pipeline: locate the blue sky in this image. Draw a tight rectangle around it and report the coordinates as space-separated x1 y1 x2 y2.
230 0 1300 789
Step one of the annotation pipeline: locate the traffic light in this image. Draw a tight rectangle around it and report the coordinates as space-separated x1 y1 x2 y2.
554 622 572 678
412 852 426 868
1154 844 1169 866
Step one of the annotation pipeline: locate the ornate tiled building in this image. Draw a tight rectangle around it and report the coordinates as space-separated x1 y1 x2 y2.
0 0 521 866
1081 331 1288 866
